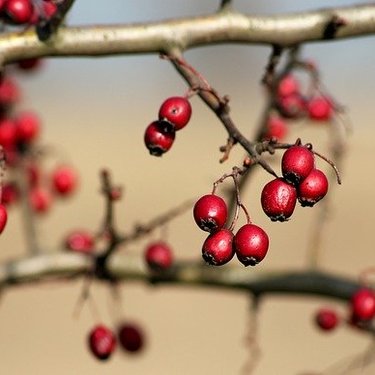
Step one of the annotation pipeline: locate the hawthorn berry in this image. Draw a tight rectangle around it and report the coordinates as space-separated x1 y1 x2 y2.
281 145 315 185
277 93 306 119
0 119 17 149
1 183 19 205
118 323 145 353
315 308 339 332
307 96 333 121
144 121 175 156
234 224 269 266
145 241 173 271
201 228 234 266
51 165 78 196
3 0 34 24
88 324 117 361
297 169 328 207
29 187 51 213
350 288 375 321
193 194 228 232
277 75 300 98
0 77 20 108
64 230 94 254
15 111 41 144
158 96 192 131
0 204 8 234
263 115 288 141
261 178 297 222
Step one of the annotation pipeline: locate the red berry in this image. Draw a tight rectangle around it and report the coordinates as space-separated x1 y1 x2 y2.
145 241 173 271
297 169 328 207
41 1 57 18
201 228 234 266
1 183 19 205
0 119 17 149
158 96 192 131
0 204 8 234
261 178 297 222
118 323 145 353
0 77 20 107
234 224 269 266
144 121 175 156
193 194 227 232
64 230 94 254
16 58 42 71
4 0 34 24
88 324 116 361
51 165 78 196
307 96 333 121
29 187 51 213
281 145 315 185
277 75 299 98
350 288 375 321
277 93 306 119
263 115 288 141
315 308 339 331
15 111 41 143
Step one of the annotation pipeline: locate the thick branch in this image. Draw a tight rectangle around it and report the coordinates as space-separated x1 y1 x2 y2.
0 4 374 63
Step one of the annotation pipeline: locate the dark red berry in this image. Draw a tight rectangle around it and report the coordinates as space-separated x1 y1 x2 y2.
350 288 375 321
88 324 116 361
277 75 299 98
277 93 306 119
118 323 145 353
263 115 288 141
15 111 41 143
298 169 328 207
16 58 42 71
144 121 175 156
261 178 297 222
0 204 8 234
1 183 19 206
234 224 269 266
4 0 34 24
51 165 78 196
281 145 315 185
145 241 173 271
201 228 234 266
29 187 51 213
0 119 17 149
64 230 94 253
158 96 192 131
315 308 339 331
307 96 333 121
193 194 227 232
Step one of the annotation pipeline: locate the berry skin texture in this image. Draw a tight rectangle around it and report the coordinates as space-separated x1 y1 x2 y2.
307 96 333 121
51 165 78 196
297 169 329 207
88 325 117 361
145 241 173 271
234 224 269 266
281 145 315 185
144 121 175 156
193 194 228 232
0 204 8 234
315 308 339 332
350 288 375 321
158 96 192 131
201 228 234 266
4 0 34 24
64 230 94 253
261 178 297 222
118 323 145 353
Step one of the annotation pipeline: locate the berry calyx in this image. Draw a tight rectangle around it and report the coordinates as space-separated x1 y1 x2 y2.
297 168 329 207
158 96 192 131
307 96 333 121
234 224 269 266
261 178 297 222
51 165 78 196
281 145 315 185
0 204 8 234
144 121 175 156
88 324 117 361
118 323 145 353
315 308 339 332
64 230 94 253
201 228 234 266
350 288 375 322
193 194 228 232
145 241 173 271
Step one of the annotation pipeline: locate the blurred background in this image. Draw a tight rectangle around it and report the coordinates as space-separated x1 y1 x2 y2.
0 0 374 374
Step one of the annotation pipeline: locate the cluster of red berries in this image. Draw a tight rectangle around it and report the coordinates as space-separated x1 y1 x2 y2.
314 287 375 333
144 96 192 156
0 0 57 26
261 143 329 222
88 322 145 361
193 194 269 267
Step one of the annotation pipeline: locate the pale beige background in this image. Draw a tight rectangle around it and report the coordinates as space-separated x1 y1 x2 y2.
0 1 374 374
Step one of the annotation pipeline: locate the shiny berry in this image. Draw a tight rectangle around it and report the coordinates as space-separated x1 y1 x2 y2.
298 169 328 207
51 165 78 196
193 194 227 232
0 204 8 234
201 228 234 266
145 241 173 271
144 121 175 156
64 230 94 253
118 323 145 353
29 187 51 213
307 96 333 121
263 115 288 141
281 145 315 185
234 224 269 266
15 111 41 143
261 178 297 222
88 324 116 361
4 0 34 24
315 308 339 331
158 96 192 131
350 288 375 321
